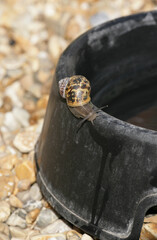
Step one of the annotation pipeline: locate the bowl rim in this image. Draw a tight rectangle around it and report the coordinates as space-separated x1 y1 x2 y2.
55 10 157 141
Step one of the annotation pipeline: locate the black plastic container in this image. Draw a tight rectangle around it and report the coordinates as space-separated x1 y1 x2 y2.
35 11 157 240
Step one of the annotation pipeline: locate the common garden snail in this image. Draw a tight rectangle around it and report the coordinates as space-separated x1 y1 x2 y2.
59 75 98 123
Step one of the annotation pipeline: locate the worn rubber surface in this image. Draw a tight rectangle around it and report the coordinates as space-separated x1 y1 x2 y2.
35 11 157 240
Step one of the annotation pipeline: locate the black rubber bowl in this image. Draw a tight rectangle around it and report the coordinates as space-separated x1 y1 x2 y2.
35 11 157 240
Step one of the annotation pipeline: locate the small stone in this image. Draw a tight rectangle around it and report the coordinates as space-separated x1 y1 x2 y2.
9 195 23 208
0 96 12 112
81 234 93 240
0 223 10 236
29 183 42 201
44 2 56 18
7 69 24 81
90 12 109 27
23 99 36 113
29 83 41 98
0 233 9 240
48 35 67 61
30 109 46 124
5 82 23 108
67 231 82 240
12 107 30 128
0 128 15 146
144 214 157 223
15 160 36 184
131 0 144 11
20 74 33 91
24 200 42 212
0 45 11 55
17 179 31 191
1 55 26 70
65 15 88 41
24 229 40 238
26 208 40 224
13 130 39 153
12 176 19 196
9 226 29 238
36 207 59 229
0 170 15 199
140 222 157 240
4 112 21 131
0 113 4 127
37 70 50 83
36 95 49 110
42 199 51 209
0 154 18 170
7 209 27 228
0 67 6 80
30 58 40 72
30 233 66 240
16 189 30 204
41 219 71 234
0 201 10 222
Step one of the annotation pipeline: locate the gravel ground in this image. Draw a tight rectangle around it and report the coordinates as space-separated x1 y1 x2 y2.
0 0 156 239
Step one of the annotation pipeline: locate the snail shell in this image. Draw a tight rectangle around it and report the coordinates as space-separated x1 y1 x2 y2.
59 75 97 122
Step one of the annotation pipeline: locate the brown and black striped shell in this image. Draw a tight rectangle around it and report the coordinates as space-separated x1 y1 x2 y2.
65 75 91 107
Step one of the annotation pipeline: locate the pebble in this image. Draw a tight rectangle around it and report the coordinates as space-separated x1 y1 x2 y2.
41 219 71 234
29 183 42 201
0 201 10 222
0 233 9 240
15 160 36 183
36 95 49 110
17 179 31 191
26 208 40 224
131 0 144 11
24 200 42 212
30 58 40 72
29 83 41 98
9 226 29 238
1 96 12 112
1 55 26 70
0 154 18 170
37 70 50 83
7 69 24 81
0 170 15 199
140 222 157 239
30 233 66 240
67 230 82 240
23 98 36 114
35 207 59 229
81 234 93 240
48 35 67 61
9 195 23 208
0 67 6 80
12 107 30 128
5 82 23 108
16 189 31 204
20 74 33 91
90 12 109 26
4 112 21 131
7 209 27 228
0 223 10 236
65 15 88 41
13 130 39 153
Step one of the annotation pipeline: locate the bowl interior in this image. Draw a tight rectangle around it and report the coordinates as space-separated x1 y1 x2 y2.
74 23 157 130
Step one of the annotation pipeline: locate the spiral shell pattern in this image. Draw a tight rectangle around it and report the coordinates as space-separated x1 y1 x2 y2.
65 75 91 107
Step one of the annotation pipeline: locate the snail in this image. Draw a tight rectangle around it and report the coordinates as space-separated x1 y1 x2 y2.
58 75 99 124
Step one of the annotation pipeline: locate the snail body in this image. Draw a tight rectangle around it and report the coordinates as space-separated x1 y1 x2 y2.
59 75 97 122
